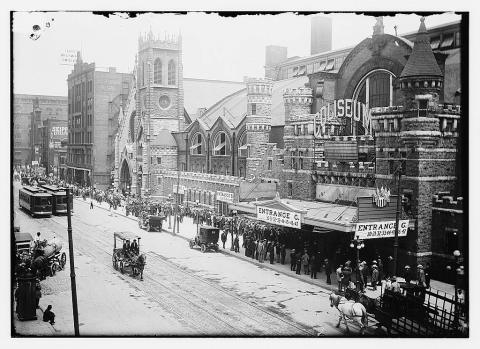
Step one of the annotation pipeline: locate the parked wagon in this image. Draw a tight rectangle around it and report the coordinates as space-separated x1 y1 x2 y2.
112 232 146 280
138 213 165 232
29 239 66 278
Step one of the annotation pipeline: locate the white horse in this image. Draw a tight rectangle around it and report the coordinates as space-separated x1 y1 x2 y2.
329 292 368 335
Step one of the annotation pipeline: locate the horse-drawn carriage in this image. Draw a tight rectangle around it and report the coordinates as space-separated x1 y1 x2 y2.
332 282 466 336
112 232 146 280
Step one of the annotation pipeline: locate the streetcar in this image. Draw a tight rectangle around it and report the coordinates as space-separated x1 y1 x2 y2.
40 184 72 215
18 186 52 217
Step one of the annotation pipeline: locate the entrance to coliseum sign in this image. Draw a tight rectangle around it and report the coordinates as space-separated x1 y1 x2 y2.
313 99 373 137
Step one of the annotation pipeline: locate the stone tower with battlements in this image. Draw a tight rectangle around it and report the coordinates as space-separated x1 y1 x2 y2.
372 17 461 269
282 87 315 199
245 77 273 181
135 31 185 197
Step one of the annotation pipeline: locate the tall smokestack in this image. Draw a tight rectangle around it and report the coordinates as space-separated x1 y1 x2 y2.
311 16 332 55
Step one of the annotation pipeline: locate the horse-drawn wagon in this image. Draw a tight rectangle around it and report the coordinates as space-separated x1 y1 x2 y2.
138 213 165 232
112 232 146 280
27 238 66 278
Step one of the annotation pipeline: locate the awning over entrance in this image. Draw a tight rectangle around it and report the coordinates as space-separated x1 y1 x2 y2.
230 198 356 233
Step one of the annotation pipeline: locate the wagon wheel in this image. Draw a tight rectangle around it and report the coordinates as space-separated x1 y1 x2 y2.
112 254 117 269
60 252 67 269
119 261 124 274
50 263 57 276
201 244 206 253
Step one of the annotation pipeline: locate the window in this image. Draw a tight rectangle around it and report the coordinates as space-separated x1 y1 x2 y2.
251 103 256 115
389 160 395 175
418 99 428 117
298 152 304 169
318 61 327 71
455 32 460 46
354 70 394 110
440 33 454 48
237 133 247 157
154 59 162 84
157 177 161 185
213 132 229 156
139 61 144 86
268 159 272 170
287 182 293 197
190 133 203 155
157 157 162 165
325 59 335 71
430 36 440 50
168 60 176 85
290 151 296 169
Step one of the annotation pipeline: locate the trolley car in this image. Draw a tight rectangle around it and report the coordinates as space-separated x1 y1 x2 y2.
19 186 52 217
40 184 72 215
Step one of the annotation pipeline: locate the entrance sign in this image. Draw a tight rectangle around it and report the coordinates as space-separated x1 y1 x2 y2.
256 206 302 229
355 220 409 239
216 190 234 203
314 99 372 137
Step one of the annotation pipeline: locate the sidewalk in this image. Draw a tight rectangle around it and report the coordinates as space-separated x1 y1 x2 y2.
13 304 57 336
77 198 456 298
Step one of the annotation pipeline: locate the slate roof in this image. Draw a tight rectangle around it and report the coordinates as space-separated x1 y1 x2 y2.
400 18 443 78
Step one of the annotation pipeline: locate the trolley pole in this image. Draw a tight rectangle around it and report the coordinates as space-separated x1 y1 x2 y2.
65 188 80 336
393 169 402 277
173 168 181 234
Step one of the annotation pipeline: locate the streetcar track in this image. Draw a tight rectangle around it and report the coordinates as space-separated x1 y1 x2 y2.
39 206 315 335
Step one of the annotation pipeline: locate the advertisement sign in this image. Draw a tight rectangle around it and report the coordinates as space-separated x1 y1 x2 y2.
216 190 234 203
256 206 302 229
172 184 185 194
51 126 68 138
355 220 409 239
31 161 38 166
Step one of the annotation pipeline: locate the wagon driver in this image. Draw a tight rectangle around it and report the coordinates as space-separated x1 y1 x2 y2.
130 239 139 255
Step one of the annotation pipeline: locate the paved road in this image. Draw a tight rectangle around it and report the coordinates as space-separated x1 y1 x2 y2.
13 182 353 336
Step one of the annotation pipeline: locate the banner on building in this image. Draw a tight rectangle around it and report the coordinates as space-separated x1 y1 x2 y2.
355 220 409 239
216 190 234 203
172 184 185 194
256 206 302 229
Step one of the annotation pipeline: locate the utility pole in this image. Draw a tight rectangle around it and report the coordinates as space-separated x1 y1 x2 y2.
173 168 181 234
65 188 80 336
392 167 402 277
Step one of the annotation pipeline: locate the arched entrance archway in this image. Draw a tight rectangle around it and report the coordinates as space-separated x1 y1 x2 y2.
120 159 132 195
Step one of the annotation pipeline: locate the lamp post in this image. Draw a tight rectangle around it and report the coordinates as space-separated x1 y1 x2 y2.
230 210 237 251
195 200 200 235
350 236 365 291
167 194 172 229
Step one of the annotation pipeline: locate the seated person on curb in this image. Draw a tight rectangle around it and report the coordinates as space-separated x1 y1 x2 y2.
43 305 55 325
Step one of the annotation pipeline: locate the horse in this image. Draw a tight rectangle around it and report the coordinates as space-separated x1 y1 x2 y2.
131 253 146 281
329 292 369 335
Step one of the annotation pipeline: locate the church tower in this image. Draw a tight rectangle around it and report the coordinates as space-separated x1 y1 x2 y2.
135 30 185 196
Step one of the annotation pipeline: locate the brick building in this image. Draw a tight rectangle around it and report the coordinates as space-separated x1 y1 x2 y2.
13 94 67 167
66 52 132 189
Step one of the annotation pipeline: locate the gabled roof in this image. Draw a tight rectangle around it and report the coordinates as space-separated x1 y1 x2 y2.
400 18 443 78
198 76 309 130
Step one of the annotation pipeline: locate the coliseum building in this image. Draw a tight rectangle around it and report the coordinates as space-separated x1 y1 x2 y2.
114 17 464 279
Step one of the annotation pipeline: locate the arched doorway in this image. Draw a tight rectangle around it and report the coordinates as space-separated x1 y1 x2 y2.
120 160 132 195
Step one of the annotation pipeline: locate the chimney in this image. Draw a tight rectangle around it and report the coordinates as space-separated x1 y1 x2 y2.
311 16 332 55
264 45 287 79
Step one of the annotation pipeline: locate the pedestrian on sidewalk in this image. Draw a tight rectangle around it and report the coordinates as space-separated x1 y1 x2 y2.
221 231 227 249
275 242 281 263
371 264 379 291
43 305 55 325
90 199 94 209
280 244 286 265
377 256 384 285
404 265 412 283
342 261 353 290
234 234 240 253
416 264 426 300
425 262 431 289
258 240 265 263
324 258 332 285
309 254 317 279
295 250 302 275
35 281 42 308
269 242 275 264
336 264 344 292
290 249 296 271
386 256 394 279
302 250 310 275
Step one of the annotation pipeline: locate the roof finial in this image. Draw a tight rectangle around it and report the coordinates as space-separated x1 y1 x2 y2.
373 16 384 36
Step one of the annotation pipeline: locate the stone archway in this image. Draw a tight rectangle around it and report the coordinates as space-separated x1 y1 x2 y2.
119 159 132 194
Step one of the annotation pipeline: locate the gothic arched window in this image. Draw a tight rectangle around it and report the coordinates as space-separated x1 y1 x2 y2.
168 60 176 85
190 133 204 155
213 131 230 156
154 59 162 84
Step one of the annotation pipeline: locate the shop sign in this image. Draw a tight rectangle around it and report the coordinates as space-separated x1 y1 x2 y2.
314 99 372 137
256 206 302 229
172 184 185 194
31 160 38 166
355 220 409 239
216 190 234 203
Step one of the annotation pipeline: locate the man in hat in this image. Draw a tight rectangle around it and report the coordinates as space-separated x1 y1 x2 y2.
371 264 379 291
417 264 426 300
324 258 332 284
391 276 401 293
130 239 139 255
290 249 296 271
404 265 412 284
336 264 344 292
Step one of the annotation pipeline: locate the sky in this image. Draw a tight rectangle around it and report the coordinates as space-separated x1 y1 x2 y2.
12 11 461 96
